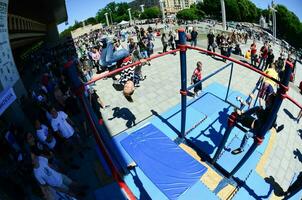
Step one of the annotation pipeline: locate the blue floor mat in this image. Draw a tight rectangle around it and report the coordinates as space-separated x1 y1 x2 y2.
190 92 230 117
121 124 207 200
202 83 229 100
151 107 207 140
94 183 126 200
216 136 262 180
233 171 273 200
124 167 169 200
111 132 134 170
227 91 248 108
178 181 219 200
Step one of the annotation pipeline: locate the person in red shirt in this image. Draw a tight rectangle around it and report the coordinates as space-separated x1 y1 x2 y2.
258 41 269 70
250 40 257 66
191 61 203 96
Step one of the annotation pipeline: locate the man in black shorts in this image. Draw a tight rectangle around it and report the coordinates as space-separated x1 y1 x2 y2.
232 93 284 155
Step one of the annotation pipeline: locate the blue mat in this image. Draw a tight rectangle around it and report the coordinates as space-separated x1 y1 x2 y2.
233 171 273 200
121 124 207 200
94 183 126 200
216 136 262 180
111 132 134 170
178 181 219 200
190 92 230 117
151 105 206 141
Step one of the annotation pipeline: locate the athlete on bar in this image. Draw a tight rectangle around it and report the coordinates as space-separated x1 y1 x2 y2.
231 93 284 155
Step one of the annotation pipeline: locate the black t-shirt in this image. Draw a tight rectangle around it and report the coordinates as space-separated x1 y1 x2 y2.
191 31 198 40
207 33 215 44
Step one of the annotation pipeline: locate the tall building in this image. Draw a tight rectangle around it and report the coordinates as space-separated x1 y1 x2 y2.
129 0 197 14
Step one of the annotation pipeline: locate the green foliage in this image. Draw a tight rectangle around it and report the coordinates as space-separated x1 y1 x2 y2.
140 7 161 19
177 8 200 21
274 5 302 48
95 2 130 24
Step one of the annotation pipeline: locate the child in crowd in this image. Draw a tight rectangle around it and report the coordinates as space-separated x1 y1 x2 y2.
191 61 203 96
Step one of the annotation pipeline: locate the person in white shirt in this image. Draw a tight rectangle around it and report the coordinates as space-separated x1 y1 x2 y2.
49 107 75 139
35 119 56 150
31 150 83 197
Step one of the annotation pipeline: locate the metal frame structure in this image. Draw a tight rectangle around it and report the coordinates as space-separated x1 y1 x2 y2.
65 29 300 199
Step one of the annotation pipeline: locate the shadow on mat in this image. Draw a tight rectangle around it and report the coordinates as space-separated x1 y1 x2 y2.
264 176 285 197
108 107 136 128
151 109 181 137
188 107 230 155
237 178 273 199
130 168 152 200
293 148 302 163
283 108 296 120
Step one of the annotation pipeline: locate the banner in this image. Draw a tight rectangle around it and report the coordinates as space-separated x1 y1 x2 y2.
0 87 16 115
0 0 20 89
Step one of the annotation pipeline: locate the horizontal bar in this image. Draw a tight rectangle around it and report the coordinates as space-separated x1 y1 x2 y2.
187 62 233 91
86 49 180 85
284 94 302 110
186 45 285 88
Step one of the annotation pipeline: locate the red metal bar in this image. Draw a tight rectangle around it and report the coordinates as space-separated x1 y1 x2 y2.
86 49 180 85
284 94 302 110
185 45 286 88
79 95 137 200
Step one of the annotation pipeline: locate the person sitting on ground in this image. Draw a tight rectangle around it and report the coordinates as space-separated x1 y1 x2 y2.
191 61 203 96
258 63 279 107
231 93 284 155
233 44 243 56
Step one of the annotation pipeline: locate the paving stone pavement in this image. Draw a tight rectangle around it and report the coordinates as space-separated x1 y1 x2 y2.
93 32 302 191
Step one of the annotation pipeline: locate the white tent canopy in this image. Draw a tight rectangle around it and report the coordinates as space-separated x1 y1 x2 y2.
118 20 129 25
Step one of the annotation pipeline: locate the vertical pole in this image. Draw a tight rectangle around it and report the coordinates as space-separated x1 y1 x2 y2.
160 0 165 22
128 8 132 25
105 13 110 27
179 29 187 138
225 63 233 101
220 0 226 31
229 61 293 177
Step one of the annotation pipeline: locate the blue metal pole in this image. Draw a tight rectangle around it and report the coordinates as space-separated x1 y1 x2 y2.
179 29 187 138
228 61 293 177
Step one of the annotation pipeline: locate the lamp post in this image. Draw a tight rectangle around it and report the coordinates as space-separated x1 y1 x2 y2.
104 12 110 27
270 0 277 43
220 0 226 31
128 8 132 25
109 10 113 25
140 4 145 12
159 0 165 22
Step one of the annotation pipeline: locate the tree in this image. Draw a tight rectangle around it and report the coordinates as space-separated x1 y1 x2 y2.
177 8 199 21
140 7 161 19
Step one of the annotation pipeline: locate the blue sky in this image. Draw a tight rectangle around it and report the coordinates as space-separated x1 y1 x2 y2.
58 0 302 32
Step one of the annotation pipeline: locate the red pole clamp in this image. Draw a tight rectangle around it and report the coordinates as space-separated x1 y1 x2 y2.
254 136 264 145
180 90 187 96
178 44 187 52
228 112 238 127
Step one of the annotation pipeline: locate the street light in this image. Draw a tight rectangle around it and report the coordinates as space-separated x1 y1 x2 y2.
159 0 165 22
220 0 226 31
128 8 132 25
140 4 145 12
104 12 110 27
269 0 277 43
